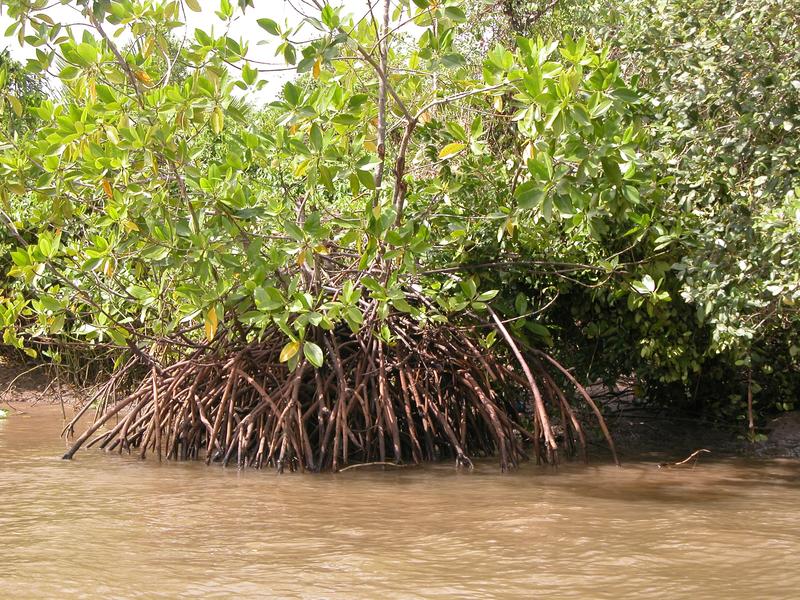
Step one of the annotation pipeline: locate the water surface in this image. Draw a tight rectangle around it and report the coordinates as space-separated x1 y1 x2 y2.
2 405 799 598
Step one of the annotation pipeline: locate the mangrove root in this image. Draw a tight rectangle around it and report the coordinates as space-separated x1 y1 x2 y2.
62 316 618 472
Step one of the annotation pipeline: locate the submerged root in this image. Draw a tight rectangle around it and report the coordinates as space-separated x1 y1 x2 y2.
62 317 618 472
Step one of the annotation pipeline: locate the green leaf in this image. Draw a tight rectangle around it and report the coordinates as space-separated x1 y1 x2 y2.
515 182 545 209
76 43 97 65
633 275 657 295
303 341 324 367
346 306 363 324
356 169 375 190
285 221 305 241
309 123 323 151
59 65 80 80
441 53 466 68
39 295 62 312
527 152 553 181
332 113 359 126
553 194 574 217
392 298 415 313
283 82 300 106
283 43 297 65
38 236 52 257
445 121 468 142
601 157 622 186
526 322 550 340
487 44 514 71
254 286 285 311
257 18 280 35
320 4 339 28
211 106 224 134
10 250 30 267
459 278 477 297
477 289 499 302
444 7 466 22
622 185 640 204
611 87 639 103
242 62 257 85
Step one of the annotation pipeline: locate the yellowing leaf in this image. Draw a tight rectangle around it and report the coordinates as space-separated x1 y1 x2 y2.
293 158 311 177
103 259 115 277
185 0 202 11
134 69 153 85
7 95 22 117
438 142 466 160
314 243 329 255
204 308 218 341
419 110 432 124
7 182 25 195
101 179 113 199
493 95 504 112
522 142 534 162
312 57 321 80
363 138 377 152
279 340 300 363
105 126 119 145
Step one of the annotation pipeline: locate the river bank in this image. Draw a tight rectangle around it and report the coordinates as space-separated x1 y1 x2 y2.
605 404 800 460
2 359 798 461
0 357 81 413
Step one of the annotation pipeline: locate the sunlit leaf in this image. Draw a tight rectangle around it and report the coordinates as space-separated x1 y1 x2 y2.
438 142 466 160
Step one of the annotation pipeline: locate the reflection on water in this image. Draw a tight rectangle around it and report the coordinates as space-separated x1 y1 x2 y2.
1 406 799 599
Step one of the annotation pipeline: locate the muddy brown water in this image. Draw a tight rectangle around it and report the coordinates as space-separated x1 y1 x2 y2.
2 405 799 599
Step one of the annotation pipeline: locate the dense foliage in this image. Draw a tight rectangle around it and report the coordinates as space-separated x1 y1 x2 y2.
0 0 646 361
476 0 800 428
608 0 800 420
